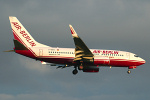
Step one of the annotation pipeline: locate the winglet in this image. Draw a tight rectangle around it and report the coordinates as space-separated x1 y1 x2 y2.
69 24 78 38
3 50 14 52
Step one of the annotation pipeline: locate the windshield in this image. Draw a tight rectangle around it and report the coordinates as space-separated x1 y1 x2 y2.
134 55 139 57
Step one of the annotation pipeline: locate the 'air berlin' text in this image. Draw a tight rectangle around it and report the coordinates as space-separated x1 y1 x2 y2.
12 22 36 47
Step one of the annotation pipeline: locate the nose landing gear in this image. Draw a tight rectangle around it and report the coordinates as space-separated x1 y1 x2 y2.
127 66 137 74
127 69 131 74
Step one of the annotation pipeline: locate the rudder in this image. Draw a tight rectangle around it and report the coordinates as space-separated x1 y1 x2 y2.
9 16 49 48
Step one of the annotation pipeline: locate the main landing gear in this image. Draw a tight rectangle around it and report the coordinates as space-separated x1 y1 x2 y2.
72 64 84 75
72 66 78 75
72 69 78 75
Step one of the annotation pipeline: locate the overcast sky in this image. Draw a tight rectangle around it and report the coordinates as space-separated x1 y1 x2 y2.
0 0 150 100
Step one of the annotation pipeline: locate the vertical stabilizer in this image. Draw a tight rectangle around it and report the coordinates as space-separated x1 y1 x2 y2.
9 16 49 48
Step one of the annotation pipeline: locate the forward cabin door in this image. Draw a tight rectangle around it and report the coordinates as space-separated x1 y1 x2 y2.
126 53 130 59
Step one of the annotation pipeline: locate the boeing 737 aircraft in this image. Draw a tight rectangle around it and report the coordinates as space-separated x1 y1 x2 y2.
7 16 145 75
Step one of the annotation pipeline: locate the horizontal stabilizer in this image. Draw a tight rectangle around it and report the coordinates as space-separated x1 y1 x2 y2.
3 50 14 52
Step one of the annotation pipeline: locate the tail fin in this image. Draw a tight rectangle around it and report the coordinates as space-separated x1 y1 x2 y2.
9 16 49 48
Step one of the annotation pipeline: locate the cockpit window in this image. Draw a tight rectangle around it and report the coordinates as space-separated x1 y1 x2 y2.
134 55 139 57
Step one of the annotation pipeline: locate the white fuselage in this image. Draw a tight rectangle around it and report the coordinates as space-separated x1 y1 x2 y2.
27 47 145 67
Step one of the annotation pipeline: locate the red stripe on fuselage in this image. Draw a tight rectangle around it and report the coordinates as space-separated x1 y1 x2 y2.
38 56 144 67
15 50 36 59
40 58 74 65
109 59 145 67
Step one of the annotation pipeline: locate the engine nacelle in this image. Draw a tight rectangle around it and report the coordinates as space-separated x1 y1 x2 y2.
83 67 99 73
94 56 110 65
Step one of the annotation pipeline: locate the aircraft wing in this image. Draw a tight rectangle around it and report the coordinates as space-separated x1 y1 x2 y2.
69 25 94 63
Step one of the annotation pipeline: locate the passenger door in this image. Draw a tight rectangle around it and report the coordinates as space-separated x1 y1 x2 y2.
39 49 43 56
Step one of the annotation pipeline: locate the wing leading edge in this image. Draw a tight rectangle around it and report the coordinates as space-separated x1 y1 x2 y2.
69 25 94 63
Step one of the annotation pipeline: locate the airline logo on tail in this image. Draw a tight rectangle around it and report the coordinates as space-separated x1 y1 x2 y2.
12 22 36 47
69 24 78 38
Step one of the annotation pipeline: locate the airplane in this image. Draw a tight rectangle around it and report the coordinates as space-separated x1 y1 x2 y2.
7 16 146 75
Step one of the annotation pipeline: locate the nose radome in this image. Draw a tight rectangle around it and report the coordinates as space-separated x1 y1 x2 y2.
140 58 146 64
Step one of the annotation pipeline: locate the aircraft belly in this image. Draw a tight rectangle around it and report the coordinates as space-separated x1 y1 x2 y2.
40 57 74 65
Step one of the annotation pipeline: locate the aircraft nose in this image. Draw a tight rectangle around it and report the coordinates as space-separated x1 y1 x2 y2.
140 58 146 65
